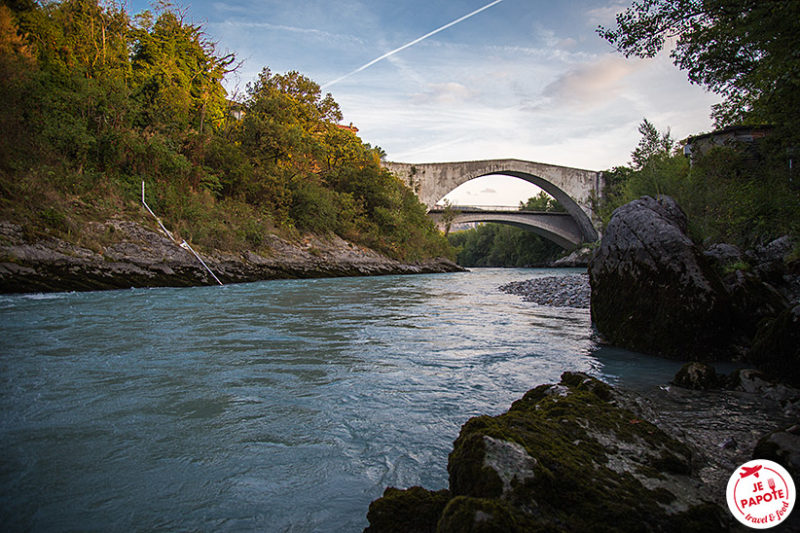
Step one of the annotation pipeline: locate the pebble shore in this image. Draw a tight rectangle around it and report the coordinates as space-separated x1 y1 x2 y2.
499 274 590 308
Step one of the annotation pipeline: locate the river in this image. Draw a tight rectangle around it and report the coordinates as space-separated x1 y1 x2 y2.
0 268 691 532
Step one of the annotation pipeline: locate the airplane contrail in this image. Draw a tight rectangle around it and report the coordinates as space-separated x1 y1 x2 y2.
321 0 505 90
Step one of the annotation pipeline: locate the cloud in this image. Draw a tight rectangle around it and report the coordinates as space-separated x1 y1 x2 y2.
585 2 629 27
412 82 477 105
539 55 643 110
207 20 365 47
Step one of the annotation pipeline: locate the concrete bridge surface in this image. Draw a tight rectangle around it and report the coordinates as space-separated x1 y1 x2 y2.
384 159 604 247
428 208 583 249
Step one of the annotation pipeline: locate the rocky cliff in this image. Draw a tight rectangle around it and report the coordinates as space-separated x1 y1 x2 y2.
0 219 463 294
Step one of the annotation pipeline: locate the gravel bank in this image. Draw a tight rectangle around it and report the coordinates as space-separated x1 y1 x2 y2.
500 273 590 308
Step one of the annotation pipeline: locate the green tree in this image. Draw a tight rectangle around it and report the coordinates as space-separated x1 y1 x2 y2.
131 5 234 133
599 0 800 130
520 191 565 212
630 118 674 170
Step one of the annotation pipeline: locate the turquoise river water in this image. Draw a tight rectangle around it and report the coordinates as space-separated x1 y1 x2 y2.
0 268 692 532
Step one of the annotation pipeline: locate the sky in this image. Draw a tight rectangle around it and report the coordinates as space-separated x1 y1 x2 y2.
127 0 722 206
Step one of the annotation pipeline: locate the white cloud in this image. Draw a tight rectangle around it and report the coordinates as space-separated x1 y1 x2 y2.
539 55 644 110
412 82 477 105
584 2 629 27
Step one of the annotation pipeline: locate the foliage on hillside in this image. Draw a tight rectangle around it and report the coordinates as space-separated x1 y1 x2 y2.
447 193 564 267
599 120 800 248
0 0 453 262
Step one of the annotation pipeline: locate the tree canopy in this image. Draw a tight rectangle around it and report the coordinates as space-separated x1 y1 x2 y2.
0 0 452 262
598 0 800 130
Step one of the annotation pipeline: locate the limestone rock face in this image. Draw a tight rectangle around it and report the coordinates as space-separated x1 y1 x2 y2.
589 196 734 359
0 219 463 293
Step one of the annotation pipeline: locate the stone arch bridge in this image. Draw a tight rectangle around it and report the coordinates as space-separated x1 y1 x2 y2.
384 159 604 248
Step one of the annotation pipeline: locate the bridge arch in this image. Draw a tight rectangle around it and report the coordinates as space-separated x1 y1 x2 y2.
428 210 583 249
384 159 604 244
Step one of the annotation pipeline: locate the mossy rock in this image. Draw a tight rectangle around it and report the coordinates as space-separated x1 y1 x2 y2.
589 196 736 360
365 372 730 532
364 486 451 533
436 496 517 533
445 372 725 532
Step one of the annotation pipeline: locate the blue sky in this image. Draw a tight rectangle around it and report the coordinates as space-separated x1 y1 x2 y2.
128 0 721 205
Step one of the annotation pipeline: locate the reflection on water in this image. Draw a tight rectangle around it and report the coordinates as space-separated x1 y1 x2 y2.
0 268 702 532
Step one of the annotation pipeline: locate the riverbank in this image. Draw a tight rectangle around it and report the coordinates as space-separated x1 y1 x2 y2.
0 219 463 294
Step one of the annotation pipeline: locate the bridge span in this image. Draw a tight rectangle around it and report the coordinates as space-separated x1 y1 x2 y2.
384 159 604 247
427 207 583 249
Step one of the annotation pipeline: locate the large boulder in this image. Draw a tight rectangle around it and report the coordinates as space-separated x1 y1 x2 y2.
364 373 730 532
589 196 734 359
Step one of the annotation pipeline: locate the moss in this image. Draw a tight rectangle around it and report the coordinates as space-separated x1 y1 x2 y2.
447 429 504 499
722 260 751 274
364 486 451 533
436 496 517 533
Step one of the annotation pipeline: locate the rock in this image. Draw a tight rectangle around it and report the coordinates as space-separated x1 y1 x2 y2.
366 372 731 532
551 246 595 267
746 236 793 285
702 243 743 270
364 486 450 533
719 269 788 337
753 425 800 480
673 362 718 390
749 305 800 387
436 497 517 533
589 196 734 359
727 369 774 394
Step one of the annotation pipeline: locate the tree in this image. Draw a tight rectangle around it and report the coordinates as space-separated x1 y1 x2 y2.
519 191 565 212
597 119 688 225
598 0 800 129
630 118 674 170
131 5 234 133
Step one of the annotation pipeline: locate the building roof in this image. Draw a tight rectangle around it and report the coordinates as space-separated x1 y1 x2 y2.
681 124 774 145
